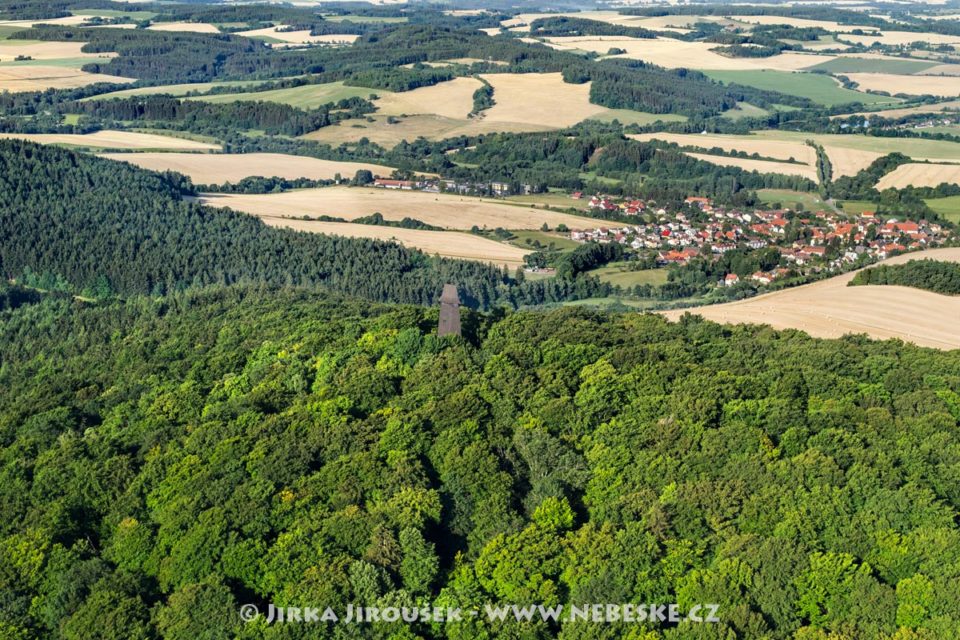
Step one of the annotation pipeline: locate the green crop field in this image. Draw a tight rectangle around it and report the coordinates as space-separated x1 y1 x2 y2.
0 56 113 69
704 70 900 107
192 81 381 109
72 9 157 19
925 195 960 223
757 189 828 212
808 57 937 75
589 263 670 288
753 129 960 161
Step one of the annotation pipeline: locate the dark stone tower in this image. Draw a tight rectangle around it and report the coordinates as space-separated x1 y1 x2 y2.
438 284 461 337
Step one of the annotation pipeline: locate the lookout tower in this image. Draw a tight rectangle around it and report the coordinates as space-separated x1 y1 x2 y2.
438 284 461 337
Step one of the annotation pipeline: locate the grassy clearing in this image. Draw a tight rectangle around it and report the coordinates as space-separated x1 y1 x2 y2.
704 70 898 107
722 102 770 120
507 230 581 251
505 192 589 211
72 9 156 19
757 189 828 211
808 57 936 74
590 263 670 288
836 200 877 214
85 79 269 101
323 15 407 23
192 81 380 109
925 195 960 223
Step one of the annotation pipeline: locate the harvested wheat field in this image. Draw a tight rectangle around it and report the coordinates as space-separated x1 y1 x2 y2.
875 163 960 189
846 72 960 97
837 99 960 120
502 11 656 31
840 30 960 47
726 15 877 32
661 248 960 350
375 77 480 119
197 186 610 231
0 65 132 92
820 145 884 178
629 132 817 164
0 41 111 62
0 130 218 150
0 15 95 28
236 26 359 45
257 217 530 267
545 36 833 71
751 130 960 168
481 73 608 126
685 152 820 181
97 153 395 184
147 21 219 33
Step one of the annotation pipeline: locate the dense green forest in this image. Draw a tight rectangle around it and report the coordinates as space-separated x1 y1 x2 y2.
0 140 610 308
849 259 960 295
1 286 959 639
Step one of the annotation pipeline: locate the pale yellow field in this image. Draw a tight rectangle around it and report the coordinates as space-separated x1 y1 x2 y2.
751 130 960 169
375 77 480 119
841 99 960 119
821 145 884 178
840 30 960 47
0 41 112 62
875 162 960 189
920 64 960 76
482 72 609 126
236 26 359 45
502 11 660 31
256 217 530 267
847 72 960 97
0 130 219 150
544 36 834 71
629 132 817 164
726 15 878 32
197 186 611 230
0 66 132 92
147 22 220 34
304 73 662 147
686 152 820 181
0 16 94 28
661 247 960 350
97 153 395 183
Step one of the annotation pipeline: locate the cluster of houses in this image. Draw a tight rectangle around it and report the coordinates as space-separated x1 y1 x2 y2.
569 194 951 287
371 177 531 196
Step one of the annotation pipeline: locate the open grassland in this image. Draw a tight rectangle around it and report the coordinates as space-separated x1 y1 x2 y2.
757 189 829 211
191 81 378 109
0 65 132 92
197 186 613 231
590 263 670 288
662 247 960 350
629 132 817 164
808 56 937 74
0 130 218 150
705 70 898 106
235 26 359 45
875 163 960 189
147 22 220 34
97 153 395 184
685 152 819 181
505 192 590 211
845 73 960 97
256 217 530 268
925 195 960 223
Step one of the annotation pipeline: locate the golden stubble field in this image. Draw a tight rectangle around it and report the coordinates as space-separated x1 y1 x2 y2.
662 247 960 350
235 26 360 45
0 130 219 150
875 163 960 189
846 72 960 97
255 217 531 268
197 186 612 231
0 40 113 62
97 152 396 183
685 152 820 181
0 65 132 92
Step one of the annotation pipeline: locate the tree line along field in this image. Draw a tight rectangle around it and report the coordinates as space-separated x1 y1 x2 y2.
98 152 397 184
